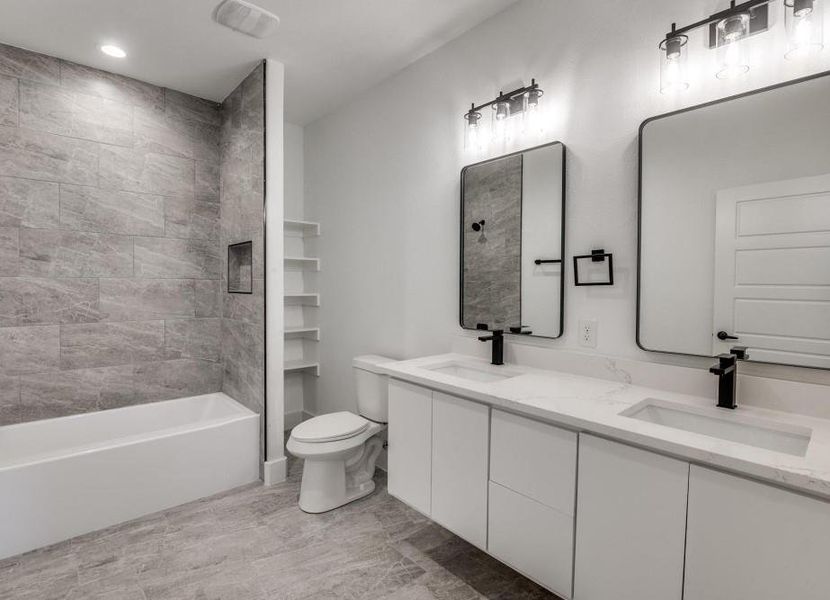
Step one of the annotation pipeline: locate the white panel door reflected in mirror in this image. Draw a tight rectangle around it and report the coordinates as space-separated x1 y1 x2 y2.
460 142 566 339
639 72 830 369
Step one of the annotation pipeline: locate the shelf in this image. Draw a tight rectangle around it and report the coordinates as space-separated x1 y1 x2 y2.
284 219 320 237
285 256 320 271
284 293 320 306
285 327 320 341
284 360 320 376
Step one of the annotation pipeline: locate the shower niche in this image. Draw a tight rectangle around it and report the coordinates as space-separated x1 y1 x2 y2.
228 241 253 294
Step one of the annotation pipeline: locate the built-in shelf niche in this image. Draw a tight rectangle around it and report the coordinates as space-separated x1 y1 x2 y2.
283 218 321 430
228 241 253 294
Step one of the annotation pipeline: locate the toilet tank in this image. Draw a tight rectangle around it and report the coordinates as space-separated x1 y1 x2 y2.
353 355 395 423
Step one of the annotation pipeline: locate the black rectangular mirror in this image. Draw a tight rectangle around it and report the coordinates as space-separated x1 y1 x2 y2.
638 71 830 370
460 142 566 338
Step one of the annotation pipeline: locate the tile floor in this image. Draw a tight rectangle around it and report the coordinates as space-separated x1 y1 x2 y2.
0 456 560 600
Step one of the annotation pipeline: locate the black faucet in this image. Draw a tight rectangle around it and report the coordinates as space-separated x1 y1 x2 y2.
709 346 748 409
478 329 504 365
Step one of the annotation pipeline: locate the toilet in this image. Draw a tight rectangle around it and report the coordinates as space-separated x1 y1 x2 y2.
287 355 394 513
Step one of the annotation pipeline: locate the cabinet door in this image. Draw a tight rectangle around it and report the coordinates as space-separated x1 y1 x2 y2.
685 466 830 600
574 435 688 600
431 391 489 550
387 379 432 516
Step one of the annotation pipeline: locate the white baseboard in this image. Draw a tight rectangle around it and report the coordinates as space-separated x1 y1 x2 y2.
263 456 287 486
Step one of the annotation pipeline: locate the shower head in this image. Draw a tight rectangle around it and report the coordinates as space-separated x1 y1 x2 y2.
214 0 280 39
472 220 485 232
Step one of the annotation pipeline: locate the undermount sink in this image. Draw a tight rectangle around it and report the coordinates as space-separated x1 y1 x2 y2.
621 398 812 457
425 361 519 383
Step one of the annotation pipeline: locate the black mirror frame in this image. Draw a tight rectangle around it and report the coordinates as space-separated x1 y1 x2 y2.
636 68 830 368
459 141 567 340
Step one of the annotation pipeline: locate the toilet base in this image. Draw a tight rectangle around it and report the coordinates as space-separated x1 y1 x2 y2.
296 435 384 514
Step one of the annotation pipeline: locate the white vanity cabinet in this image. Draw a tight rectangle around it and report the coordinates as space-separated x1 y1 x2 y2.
684 466 830 600
574 434 689 600
488 410 577 597
388 380 433 516
387 374 830 600
387 381 490 547
431 392 489 549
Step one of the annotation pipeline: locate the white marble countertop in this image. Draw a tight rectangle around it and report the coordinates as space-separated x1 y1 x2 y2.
380 353 830 500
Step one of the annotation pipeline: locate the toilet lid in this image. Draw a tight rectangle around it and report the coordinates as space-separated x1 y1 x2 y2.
292 412 370 443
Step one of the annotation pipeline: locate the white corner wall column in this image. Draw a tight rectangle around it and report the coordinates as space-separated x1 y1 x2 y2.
264 58 287 485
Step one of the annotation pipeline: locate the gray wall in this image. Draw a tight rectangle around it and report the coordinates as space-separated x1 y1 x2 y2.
219 64 265 448
0 43 225 425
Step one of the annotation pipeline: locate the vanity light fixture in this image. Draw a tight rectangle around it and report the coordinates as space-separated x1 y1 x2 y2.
658 0 825 93
463 79 544 151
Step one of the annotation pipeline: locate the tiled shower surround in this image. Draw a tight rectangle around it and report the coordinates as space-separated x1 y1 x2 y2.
0 43 264 429
219 65 266 440
462 155 522 330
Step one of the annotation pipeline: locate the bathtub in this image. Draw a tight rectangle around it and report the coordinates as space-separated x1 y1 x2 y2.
0 392 259 560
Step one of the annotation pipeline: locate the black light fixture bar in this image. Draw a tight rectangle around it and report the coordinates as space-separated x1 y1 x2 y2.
663 0 770 40
467 79 542 114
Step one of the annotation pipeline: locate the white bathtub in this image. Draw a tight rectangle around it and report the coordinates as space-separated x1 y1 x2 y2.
0 392 259 560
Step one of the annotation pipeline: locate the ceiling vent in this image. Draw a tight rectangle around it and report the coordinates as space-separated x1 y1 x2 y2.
214 0 280 39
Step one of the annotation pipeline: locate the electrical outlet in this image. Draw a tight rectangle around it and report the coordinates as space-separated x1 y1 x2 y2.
579 319 598 348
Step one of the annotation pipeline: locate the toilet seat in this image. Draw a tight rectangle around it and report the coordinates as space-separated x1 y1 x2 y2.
291 412 369 443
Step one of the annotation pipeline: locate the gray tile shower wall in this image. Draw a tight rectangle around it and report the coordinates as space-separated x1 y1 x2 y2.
219 64 265 456
462 155 522 330
0 42 225 424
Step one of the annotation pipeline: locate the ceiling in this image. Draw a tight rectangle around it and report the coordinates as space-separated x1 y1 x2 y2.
0 0 519 124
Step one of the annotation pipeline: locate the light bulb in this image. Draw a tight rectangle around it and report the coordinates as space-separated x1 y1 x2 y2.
660 34 689 93
796 18 813 44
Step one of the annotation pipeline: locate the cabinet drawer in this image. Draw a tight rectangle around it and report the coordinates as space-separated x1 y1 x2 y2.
490 409 577 514
488 481 573 598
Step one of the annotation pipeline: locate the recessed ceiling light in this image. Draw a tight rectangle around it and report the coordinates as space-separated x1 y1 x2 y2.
100 45 126 58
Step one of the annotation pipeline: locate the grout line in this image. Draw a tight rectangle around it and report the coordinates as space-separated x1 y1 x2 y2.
15 75 20 128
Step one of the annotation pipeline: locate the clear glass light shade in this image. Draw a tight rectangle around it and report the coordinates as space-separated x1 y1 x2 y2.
464 110 483 151
785 0 824 59
716 13 751 79
522 88 544 135
659 35 689 93
491 100 511 145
